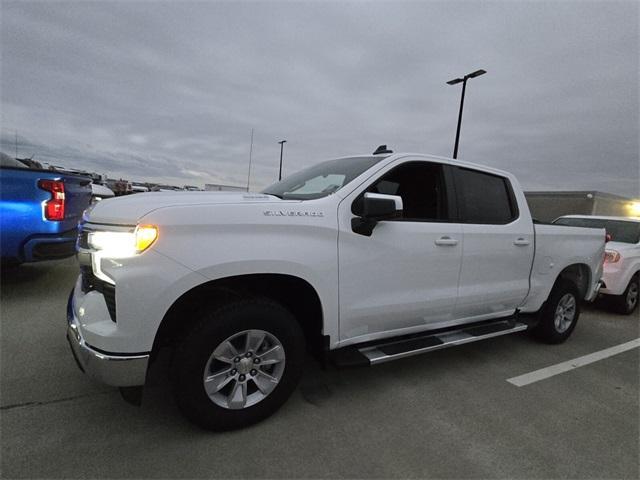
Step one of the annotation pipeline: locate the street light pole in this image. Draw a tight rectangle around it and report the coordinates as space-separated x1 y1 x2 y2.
278 140 287 181
452 78 467 160
447 69 486 159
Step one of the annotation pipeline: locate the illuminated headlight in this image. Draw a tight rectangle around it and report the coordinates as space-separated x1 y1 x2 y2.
88 225 158 258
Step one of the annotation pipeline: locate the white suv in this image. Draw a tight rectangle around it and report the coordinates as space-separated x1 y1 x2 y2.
555 215 639 314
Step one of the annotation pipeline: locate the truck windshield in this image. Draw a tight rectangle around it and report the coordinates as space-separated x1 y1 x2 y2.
554 217 640 244
262 156 386 200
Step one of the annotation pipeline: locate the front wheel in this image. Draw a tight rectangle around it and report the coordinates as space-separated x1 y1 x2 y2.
609 274 639 315
171 298 305 431
532 280 581 344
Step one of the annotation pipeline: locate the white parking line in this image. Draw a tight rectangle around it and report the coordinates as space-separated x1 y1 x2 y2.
507 338 640 387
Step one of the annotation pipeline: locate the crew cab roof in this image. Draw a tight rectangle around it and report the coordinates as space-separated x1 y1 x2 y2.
363 152 515 179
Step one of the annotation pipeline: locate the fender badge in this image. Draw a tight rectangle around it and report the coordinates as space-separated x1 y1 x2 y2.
263 210 324 217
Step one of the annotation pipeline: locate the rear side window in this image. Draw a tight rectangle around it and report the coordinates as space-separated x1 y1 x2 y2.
456 168 517 224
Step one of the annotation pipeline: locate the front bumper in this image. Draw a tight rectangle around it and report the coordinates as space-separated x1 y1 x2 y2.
66 291 149 387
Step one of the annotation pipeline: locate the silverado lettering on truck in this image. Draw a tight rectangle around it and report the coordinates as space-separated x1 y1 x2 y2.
67 150 605 430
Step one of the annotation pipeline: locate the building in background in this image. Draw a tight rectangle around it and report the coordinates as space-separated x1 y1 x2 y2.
204 183 247 192
525 191 638 222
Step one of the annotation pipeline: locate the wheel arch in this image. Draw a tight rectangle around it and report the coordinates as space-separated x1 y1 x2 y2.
554 263 592 300
621 266 640 289
151 273 325 360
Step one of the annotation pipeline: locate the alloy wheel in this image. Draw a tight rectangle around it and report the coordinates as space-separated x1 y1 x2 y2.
554 293 576 333
203 329 286 410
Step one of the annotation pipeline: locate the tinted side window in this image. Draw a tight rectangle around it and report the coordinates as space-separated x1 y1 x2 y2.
456 168 517 224
352 162 451 221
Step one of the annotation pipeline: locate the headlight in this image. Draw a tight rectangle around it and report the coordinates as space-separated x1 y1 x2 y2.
88 225 158 258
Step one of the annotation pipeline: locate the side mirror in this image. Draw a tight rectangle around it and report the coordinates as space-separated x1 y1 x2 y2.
352 193 403 236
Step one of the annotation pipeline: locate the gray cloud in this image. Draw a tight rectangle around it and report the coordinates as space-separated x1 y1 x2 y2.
1 0 638 196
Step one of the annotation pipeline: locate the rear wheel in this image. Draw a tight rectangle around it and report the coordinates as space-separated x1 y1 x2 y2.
609 274 639 315
532 280 580 344
171 297 305 431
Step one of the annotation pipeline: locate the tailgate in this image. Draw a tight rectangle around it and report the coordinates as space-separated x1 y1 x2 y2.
60 174 92 229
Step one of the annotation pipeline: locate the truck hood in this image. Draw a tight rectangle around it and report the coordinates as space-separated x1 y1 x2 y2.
86 191 285 225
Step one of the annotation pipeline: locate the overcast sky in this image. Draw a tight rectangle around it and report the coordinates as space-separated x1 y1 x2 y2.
1 0 638 196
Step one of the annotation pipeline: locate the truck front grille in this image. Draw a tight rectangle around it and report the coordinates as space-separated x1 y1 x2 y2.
80 266 117 323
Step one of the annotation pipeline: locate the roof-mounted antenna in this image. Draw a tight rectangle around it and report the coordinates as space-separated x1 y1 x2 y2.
373 145 393 155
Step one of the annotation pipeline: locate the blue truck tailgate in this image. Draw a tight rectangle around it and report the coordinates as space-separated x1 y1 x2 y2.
1 166 92 263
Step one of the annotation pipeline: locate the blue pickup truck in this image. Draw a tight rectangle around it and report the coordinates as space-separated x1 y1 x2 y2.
1 153 92 265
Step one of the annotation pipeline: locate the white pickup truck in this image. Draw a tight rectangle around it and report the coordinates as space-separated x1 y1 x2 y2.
67 149 605 430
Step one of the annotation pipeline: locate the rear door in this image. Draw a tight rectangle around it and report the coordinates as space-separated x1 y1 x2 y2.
452 167 534 319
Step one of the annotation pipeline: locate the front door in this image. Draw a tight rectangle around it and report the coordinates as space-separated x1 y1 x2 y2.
337 160 463 343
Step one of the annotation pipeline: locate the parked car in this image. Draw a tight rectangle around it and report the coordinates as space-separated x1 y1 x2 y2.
91 183 115 204
554 215 639 314
153 184 183 192
128 182 149 193
1 152 92 265
67 149 605 430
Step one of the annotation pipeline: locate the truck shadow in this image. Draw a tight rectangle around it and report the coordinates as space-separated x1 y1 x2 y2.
141 332 533 427
0 258 77 295
1 263 47 284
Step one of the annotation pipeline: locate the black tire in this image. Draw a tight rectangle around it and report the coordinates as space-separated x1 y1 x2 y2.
532 279 581 344
609 274 639 315
171 297 305 431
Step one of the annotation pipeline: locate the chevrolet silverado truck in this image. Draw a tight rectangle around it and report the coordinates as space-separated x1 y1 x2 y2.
67 149 605 430
1 153 92 265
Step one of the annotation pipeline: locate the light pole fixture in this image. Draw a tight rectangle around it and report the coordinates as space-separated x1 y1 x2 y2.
278 140 287 181
447 69 486 159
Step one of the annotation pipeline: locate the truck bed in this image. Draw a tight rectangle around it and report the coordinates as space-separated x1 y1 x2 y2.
521 223 605 312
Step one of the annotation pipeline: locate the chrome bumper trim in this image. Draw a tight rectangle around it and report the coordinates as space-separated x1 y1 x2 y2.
66 291 149 387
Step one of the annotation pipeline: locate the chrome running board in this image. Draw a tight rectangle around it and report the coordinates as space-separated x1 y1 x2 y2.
358 319 528 365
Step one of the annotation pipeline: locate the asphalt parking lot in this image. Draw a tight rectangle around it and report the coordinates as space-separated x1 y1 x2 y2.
1 257 638 479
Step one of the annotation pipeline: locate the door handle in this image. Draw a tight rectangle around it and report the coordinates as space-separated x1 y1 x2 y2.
514 238 531 246
435 236 459 246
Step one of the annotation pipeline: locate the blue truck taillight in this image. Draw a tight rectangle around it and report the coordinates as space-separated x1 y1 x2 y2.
38 179 65 221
